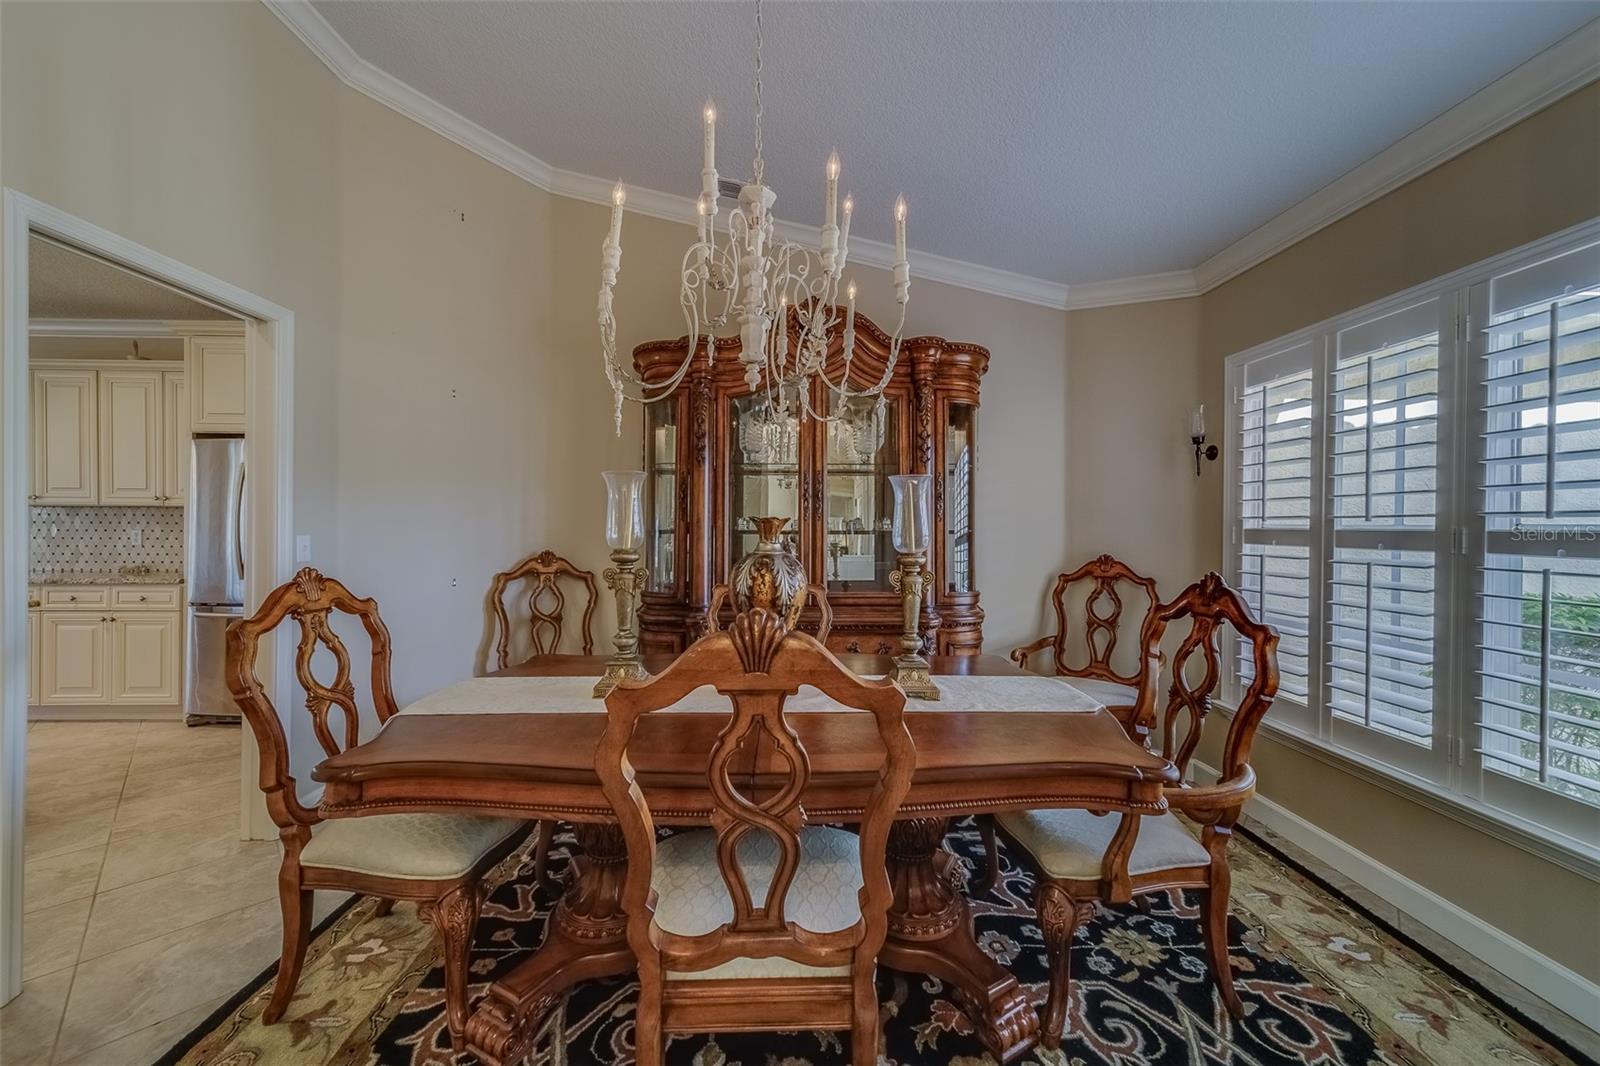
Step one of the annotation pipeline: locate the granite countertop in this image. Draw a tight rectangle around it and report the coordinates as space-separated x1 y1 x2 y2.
30 573 185 587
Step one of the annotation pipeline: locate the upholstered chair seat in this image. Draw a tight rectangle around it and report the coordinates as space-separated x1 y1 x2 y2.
1060 677 1139 710
996 809 1209 880
301 813 528 880
652 827 862 979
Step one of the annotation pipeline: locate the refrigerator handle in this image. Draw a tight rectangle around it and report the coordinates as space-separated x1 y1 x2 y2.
234 459 247 582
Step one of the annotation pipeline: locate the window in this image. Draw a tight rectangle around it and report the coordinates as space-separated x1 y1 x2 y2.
1225 224 1600 850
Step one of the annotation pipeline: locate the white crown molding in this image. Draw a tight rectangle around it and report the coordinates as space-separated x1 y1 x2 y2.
1192 17 1600 293
28 318 242 338
261 1 1599 312
1065 269 1201 309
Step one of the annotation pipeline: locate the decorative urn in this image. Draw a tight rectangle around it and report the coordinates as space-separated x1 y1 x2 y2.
729 516 809 629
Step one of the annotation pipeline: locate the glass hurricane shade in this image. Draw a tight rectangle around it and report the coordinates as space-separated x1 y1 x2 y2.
889 474 932 554
603 470 646 550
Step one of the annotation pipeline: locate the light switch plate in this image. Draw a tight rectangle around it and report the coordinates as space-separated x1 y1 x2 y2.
295 534 312 563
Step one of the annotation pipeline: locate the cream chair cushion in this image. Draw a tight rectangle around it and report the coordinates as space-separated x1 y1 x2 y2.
997 809 1209 880
651 826 863 981
300 812 526 880
1062 676 1139 709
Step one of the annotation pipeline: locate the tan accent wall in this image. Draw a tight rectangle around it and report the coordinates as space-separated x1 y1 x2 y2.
1195 83 1600 983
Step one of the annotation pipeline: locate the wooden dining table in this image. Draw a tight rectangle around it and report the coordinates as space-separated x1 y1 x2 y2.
312 652 1178 1065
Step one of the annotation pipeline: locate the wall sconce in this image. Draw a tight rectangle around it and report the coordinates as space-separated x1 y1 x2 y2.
1190 404 1218 477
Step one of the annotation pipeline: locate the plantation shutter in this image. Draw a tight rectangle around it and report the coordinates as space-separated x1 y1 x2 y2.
1235 341 1316 706
1474 240 1600 821
1326 299 1444 753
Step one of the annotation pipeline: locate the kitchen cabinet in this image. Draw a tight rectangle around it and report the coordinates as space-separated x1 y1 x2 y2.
110 613 180 703
32 585 183 709
40 611 109 704
188 334 246 431
28 362 193 506
29 368 98 505
98 369 163 505
162 371 189 503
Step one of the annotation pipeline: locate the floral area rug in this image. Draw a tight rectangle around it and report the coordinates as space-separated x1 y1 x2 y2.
160 819 1591 1066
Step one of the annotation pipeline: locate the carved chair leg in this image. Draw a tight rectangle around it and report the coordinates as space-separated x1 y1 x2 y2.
851 969 881 1066
1038 884 1085 1051
633 958 665 1066
423 884 482 1051
976 815 1001 893
532 819 556 890
372 897 396 917
1202 866 1243 1019
265 869 311 1025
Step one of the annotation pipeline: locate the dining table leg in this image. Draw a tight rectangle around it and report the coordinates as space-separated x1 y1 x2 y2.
880 817 1041 1063
465 823 635 1066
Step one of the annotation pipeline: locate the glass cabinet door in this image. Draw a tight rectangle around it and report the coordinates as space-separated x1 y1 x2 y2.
728 392 802 561
645 404 679 592
945 403 975 594
823 393 901 591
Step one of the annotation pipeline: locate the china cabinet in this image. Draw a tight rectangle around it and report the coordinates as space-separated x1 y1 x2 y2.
635 309 988 656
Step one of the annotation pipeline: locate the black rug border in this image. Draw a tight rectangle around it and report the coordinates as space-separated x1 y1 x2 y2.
149 824 1597 1066
151 892 362 1066
1235 823 1598 1066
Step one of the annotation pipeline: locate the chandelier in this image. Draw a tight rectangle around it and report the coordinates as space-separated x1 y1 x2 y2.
597 0 911 436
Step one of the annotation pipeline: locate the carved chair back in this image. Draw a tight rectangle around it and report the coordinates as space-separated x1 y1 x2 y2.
488 550 599 667
704 581 834 644
226 567 399 836
1140 572 1280 785
598 609 913 980
1013 555 1159 686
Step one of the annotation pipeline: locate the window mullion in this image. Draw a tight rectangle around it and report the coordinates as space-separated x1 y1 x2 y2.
1311 332 1332 741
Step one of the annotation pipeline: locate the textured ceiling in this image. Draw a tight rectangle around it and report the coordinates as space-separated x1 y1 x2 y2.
312 1 1600 285
28 238 234 320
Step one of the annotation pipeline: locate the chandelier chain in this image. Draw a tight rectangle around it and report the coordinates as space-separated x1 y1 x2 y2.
753 0 765 185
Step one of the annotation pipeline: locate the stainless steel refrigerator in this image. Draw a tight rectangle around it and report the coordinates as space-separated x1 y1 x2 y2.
185 437 246 724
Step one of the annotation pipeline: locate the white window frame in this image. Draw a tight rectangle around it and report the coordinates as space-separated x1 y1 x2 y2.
1223 217 1600 867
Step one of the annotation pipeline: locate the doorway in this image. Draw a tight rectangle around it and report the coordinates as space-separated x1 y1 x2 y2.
1 190 296 1015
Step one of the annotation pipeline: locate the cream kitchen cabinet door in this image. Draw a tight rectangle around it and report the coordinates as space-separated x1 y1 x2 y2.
30 369 98 504
109 612 181 704
98 369 163 505
39 612 109 704
188 334 246 431
27 610 40 706
162 371 189 504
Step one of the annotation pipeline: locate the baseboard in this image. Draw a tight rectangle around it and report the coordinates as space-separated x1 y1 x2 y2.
28 704 182 722
1192 760 1600 1034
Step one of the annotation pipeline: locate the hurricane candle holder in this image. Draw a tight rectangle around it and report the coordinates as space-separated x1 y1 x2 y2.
888 474 939 700
594 470 652 697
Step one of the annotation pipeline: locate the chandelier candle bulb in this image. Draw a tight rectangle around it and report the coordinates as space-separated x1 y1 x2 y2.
895 196 907 261
826 150 840 225
703 101 716 172
841 193 853 263
609 182 626 244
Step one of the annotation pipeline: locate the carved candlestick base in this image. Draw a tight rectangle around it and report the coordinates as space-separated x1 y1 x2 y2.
889 550 939 700
593 548 650 697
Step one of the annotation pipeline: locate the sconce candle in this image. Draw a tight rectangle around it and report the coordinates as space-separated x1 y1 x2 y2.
595 470 650 696
888 474 938 699
889 474 932 554
1189 404 1206 439
602 470 646 550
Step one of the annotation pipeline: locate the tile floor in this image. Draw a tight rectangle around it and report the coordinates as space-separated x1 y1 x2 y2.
2 721 345 1066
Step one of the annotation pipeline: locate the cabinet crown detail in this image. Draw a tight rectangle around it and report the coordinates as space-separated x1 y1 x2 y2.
633 309 988 658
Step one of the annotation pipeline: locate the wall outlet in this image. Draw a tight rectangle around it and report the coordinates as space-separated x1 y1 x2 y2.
129 528 142 547
295 534 312 563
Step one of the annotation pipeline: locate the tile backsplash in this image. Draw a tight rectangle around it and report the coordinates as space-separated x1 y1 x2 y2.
30 506 184 581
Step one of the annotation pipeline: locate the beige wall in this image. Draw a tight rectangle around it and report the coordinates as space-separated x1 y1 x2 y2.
1195 83 1600 982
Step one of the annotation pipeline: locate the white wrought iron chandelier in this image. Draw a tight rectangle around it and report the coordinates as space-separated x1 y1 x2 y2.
597 0 910 436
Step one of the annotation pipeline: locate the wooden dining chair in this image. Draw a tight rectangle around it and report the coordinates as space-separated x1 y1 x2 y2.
597 608 914 1066
227 567 533 1048
994 572 1279 1047
488 549 600 668
704 580 834 643
1008 554 1162 736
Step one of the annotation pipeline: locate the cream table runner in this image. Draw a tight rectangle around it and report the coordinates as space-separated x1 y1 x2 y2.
397 674 1104 716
